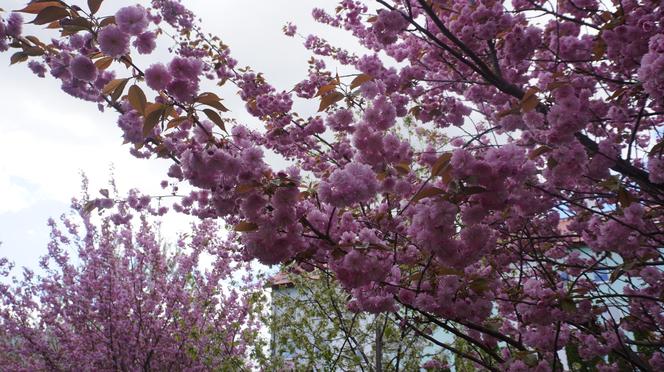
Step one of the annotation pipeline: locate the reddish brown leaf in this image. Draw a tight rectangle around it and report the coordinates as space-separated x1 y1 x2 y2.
496 106 519 118
546 81 567 91
395 163 410 175
166 116 189 129
435 267 464 276
82 201 96 215
202 109 226 132
350 74 373 89
592 39 606 61
22 46 44 56
461 185 487 195
520 87 540 113
88 0 103 14
94 56 113 70
143 103 166 137
649 141 664 157
31 6 69 25
60 17 94 36
318 91 345 112
617 187 634 208
99 16 115 27
412 186 445 202
10 52 28 65
235 183 258 193
234 221 258 232
119 55 133 68
528 145 553 160
109 78 129 102
315 83 338 97
431 152 452 177
17 1 63 14
46 20 61 29
25 36 43 46
102 78 128 95
197 92 228 112
127 85 147 115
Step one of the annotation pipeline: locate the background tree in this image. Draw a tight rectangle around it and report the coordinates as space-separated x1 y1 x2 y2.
1 0 664 370
0 179 264 371
268 266 448 371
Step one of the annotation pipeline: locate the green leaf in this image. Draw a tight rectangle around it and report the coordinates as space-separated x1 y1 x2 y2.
469 278 489 294
560 297 576 313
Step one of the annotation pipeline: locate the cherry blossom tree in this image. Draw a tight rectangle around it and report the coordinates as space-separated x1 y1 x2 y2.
2 0 664 370
0 179 264 370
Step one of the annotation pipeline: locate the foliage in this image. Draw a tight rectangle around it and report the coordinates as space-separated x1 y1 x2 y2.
268 267 445 371
2 0 664 370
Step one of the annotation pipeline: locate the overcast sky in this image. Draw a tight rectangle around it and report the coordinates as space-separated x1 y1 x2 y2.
0 0 364 271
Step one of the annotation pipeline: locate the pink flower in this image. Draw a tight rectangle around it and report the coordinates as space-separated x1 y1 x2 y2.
115 5 148 35
6 13 23 38
372 10 407 44
168 56 203 80
167 79 198 103
318 162 378 207
327 108 354 132
363 96 396 130
69 55 97 81
144 63 172 91
640 266 662 286
28 61 46 78
421 359 446 370
648 156 664 184
133 31 156 54
283 22 297 36
98 25 130 58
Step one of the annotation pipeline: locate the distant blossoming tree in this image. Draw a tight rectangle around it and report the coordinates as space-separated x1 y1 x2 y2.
2 0 664 370
0 180 264 370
